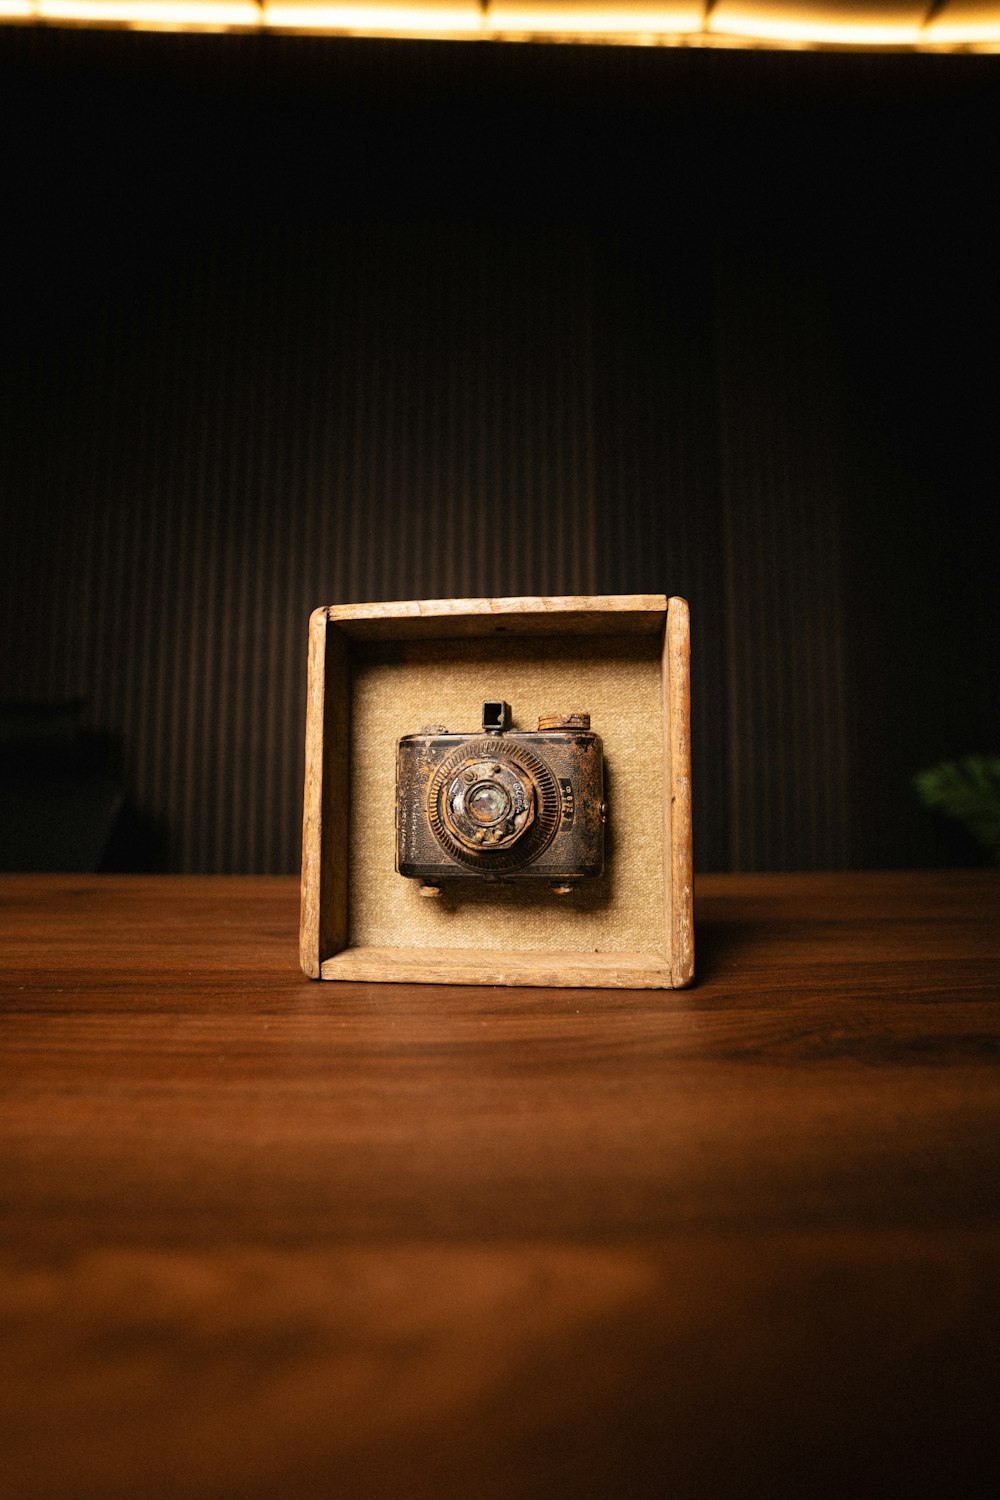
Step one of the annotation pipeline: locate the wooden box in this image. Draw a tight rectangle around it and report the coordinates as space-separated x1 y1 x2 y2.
299 594 693 989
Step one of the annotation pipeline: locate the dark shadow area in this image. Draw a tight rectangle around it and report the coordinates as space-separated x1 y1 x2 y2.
0 702 168 872
691 918 756 986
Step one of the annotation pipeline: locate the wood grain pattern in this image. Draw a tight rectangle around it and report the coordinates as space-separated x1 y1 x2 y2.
665 594 694 986
299 615 352 977
324 593 669 640
1 871 998 1500
298 608 327 977
322 945 671 988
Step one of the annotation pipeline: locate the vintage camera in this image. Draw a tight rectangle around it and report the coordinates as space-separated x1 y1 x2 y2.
396 700 605 896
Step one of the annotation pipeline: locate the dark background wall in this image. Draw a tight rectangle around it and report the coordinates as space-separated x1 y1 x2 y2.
1 28 997 873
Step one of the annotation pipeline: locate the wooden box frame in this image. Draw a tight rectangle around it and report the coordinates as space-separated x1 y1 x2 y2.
300 595 693 989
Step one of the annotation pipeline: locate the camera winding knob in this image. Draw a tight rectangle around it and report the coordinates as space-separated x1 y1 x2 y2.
537 712 591 732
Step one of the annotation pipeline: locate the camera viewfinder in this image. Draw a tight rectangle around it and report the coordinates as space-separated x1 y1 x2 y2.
482 700 512 734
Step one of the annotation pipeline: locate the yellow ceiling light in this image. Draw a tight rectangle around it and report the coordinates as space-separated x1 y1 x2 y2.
923 0 1000 42
262 0 483 31
708 1 924 46
7 0 1000 49
35 0 259 23
710 2 923 45
486 0 704 37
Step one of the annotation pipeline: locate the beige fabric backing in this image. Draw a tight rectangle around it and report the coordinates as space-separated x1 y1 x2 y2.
347 634 665 954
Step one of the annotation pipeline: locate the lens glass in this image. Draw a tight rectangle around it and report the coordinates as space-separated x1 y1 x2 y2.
467 782 510 825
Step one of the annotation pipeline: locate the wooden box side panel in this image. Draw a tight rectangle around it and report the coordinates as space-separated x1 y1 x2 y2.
326 593 668 641
321 947 673 990
664 597 694 987
299 614 350 977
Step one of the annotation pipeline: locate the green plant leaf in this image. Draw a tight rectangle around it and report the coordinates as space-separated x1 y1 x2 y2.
913 756 1000 863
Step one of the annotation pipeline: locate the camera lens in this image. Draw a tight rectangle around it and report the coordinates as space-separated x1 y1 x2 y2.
428 737 561 871
467 781 511 825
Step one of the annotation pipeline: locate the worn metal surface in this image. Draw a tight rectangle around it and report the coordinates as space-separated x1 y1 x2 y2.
396 704 605 887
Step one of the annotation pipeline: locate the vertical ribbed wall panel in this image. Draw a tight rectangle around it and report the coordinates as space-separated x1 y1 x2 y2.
716 246 851 872
1 222 849 874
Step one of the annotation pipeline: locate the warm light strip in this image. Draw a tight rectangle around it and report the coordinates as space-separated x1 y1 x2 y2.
262 3 483 30
8 0 1000 47
924 19 1000 38
708 14 922 45
37 0 259 22
487 5 703 33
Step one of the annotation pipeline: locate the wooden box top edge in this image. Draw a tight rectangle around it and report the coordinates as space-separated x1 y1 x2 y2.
313 594 680 642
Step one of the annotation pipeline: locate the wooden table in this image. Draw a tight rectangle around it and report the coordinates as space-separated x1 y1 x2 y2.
1 871 998 1500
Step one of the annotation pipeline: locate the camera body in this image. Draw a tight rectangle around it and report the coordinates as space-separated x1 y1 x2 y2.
396 700 605 893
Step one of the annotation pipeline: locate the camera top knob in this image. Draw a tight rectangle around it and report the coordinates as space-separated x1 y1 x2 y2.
537 712 591 732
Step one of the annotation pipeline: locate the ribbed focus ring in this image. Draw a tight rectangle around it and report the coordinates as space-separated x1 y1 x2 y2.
427 737 561 871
